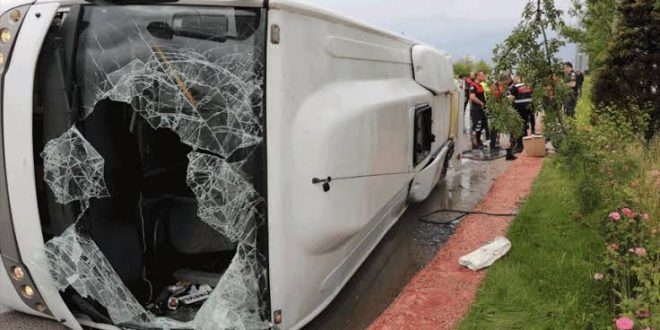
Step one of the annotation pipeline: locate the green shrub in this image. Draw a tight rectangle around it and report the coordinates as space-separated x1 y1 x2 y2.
557 102 659 329
558 109 645 212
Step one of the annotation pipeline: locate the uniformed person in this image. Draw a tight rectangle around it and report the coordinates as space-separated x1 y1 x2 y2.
469 72 488 149
508 76 534 153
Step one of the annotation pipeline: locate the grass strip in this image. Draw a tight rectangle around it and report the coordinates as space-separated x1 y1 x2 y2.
459 157 611 329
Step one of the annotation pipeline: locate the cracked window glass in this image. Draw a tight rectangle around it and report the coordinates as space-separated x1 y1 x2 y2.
41 127 110 218
33 5 268 329
43 224 153 325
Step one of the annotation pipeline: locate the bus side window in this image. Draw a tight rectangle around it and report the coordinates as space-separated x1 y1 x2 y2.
413 105 433 166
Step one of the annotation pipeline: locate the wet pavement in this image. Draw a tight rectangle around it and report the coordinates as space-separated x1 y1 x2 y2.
0 158 511 330
304 157 511 330
0 309 68 330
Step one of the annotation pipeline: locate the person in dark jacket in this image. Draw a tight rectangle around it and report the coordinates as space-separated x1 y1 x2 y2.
509 75 534 153
575 69 585 98
469 72 487 149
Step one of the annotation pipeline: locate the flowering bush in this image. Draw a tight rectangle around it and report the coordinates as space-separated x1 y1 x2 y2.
598 208 659 329
558 106 659 328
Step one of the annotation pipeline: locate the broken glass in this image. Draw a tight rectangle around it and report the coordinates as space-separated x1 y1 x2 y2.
90 48 263 158
186 152 268 329
36 6 269 329
193 241 268 330
43 225 153 325
40 127 110 217
79 7 264 158
185 152 262 243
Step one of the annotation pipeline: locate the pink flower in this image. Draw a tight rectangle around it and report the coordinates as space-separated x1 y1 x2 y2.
651 169 660 177
609 212 621 221
593 273 604 281
642 213 650 221
622 208 634 217
608 243 619 252
615 316 634 330
634 247 647 257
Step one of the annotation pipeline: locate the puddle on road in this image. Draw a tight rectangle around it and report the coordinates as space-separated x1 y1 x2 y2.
305 158 512 330
462 149 507 161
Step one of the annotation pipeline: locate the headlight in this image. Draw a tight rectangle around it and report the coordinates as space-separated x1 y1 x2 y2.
0 6 27 71
11 266 24 280
0 29 10 44
20 285 34 298
9 10 21 23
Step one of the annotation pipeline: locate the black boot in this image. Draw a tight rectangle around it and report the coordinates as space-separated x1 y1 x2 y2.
505 148 517 161
514 137 524 153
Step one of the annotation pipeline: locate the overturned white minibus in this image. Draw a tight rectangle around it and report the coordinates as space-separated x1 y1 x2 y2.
0 0 466 329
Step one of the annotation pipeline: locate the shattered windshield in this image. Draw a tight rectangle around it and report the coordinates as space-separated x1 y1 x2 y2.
32 5 268 329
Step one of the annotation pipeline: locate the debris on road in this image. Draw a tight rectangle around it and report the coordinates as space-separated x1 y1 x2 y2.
458 236 511 271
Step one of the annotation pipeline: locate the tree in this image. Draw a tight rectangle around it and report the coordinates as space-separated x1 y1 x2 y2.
452 57 474 77
592 0 660 140
474 60 492 76
563 0 618 70
492 0 569 144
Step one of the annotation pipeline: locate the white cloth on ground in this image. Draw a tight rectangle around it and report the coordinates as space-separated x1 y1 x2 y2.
459 236 511 271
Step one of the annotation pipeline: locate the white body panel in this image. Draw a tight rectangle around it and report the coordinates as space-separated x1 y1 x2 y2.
1 3 82 329
0 1 462 329
408 145 450 203
265 4 455 329
411 44 454 95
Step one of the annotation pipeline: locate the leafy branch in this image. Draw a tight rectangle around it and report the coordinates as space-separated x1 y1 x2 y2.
492 0 571 145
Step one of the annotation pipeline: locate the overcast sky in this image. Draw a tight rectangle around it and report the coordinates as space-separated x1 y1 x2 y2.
300 0 578 64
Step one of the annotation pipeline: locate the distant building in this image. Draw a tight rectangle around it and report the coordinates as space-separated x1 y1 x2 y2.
574 52 589 72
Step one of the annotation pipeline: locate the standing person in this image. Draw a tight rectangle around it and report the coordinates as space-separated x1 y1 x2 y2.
480 74 493 149
492 74 517 160
509 75 534 153
575 69 585 98
563 62 578 117
463 72 476 135
464 72 475 112
469 72 487 149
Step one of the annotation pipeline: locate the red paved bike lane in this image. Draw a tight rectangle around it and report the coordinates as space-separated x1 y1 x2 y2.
368 155 544 330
